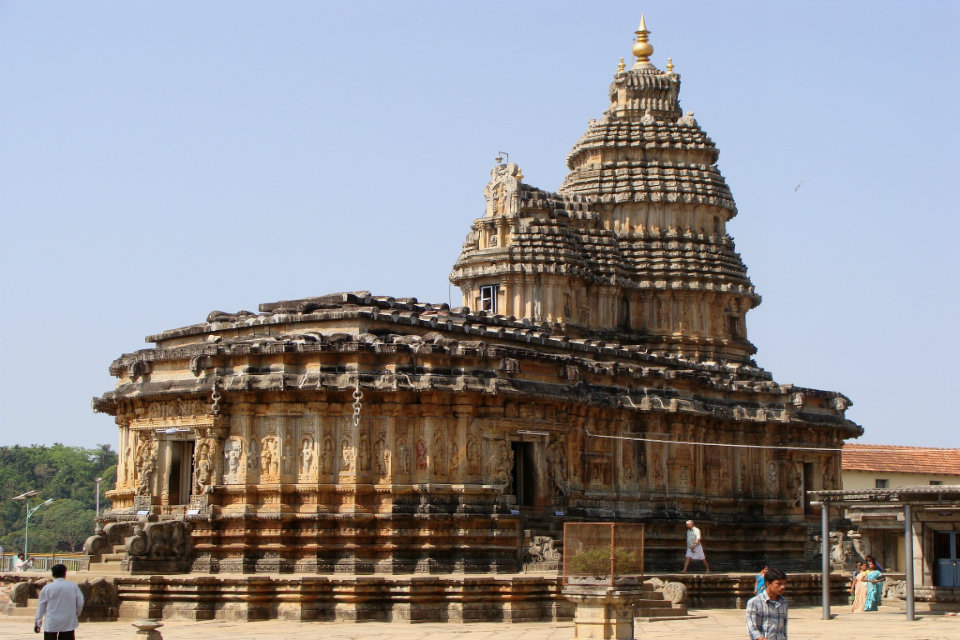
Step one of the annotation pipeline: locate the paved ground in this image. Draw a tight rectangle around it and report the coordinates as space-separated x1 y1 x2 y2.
2 606 958 640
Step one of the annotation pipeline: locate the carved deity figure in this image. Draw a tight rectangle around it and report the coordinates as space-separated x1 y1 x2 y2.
466 438 481 474
415 439 428 471
358 432 370 472
282 437 294 474
397 436 410 475
766 460 779 494
194 444 213 493
448 441 460 473
374 433 388 477
134 436 157 496
486 439 513 485
261 437 279 476
341 437 355 473
300 437 314 475
546 439 568 497
431 430 446 475
321 435 333 473
224 439 242 476
246 438 260 471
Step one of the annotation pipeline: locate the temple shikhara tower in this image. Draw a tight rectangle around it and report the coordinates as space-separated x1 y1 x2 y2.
90 19 862 585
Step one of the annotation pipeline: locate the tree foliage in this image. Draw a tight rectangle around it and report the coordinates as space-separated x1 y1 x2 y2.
0 444 117 553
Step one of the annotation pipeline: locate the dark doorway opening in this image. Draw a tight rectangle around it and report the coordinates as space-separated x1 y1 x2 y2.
934 531 959 587
166 440 196 505
511 442 536 507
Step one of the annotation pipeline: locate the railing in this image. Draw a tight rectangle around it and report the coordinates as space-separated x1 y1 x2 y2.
0 553 90 573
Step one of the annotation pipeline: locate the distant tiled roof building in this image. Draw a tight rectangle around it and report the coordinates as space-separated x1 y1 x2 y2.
842 444 960 491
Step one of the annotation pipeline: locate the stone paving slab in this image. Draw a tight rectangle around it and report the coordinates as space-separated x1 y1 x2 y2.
1 606 958 640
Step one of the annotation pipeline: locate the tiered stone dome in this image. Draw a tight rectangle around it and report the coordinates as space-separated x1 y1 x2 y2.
451 18 760 363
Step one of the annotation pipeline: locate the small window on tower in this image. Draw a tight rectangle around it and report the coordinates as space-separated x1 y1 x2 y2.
480 285 499 313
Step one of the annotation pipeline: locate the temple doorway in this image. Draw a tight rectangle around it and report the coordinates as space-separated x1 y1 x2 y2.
166 439 196 506
511 442 536 507
934 531 959 587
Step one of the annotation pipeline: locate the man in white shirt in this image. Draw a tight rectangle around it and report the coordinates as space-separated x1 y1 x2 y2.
681 519 711 573
34 564 84 639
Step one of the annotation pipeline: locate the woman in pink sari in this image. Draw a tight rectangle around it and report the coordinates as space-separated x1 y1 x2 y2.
850 562 868 612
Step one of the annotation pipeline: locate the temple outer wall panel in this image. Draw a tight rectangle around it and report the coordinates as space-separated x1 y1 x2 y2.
103 385 845 573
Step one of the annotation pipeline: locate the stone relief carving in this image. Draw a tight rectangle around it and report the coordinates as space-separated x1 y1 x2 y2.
193 443 213 493
320 435 333 474
261 437 279 476
300 436 314 476
224 438 242 477
134 435 157 497
246 437 259 471
486 439 512 485
397 435 410 475
282 434 294 474
547 439 568 497
415 438 428 471
358 432 370 472
448 440 460 473
374 432 388 476
431 429 446 475
466 437 481 474
766 460 779 494
340 436 355 473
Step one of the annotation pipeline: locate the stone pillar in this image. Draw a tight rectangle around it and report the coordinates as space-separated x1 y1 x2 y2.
564 586 641 639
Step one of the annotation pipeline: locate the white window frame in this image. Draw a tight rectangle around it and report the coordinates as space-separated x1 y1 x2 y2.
480 284 499 313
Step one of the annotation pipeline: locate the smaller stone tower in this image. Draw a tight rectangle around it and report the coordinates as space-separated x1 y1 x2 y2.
451 18 760 363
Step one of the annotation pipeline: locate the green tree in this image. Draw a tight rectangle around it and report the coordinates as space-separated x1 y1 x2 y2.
0 444 117 554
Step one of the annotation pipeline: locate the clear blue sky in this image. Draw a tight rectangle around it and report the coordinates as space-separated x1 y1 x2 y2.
1 1 957 448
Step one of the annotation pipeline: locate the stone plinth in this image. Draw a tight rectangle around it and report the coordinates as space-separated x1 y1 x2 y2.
563 585 642 639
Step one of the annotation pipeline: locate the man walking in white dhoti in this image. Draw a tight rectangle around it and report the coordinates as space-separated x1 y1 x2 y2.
681 519 710 573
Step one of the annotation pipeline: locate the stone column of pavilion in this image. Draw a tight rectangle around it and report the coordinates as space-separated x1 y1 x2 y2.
451 18 760 363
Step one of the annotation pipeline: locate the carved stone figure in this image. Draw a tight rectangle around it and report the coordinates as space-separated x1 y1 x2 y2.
341 437 355 473
766 460 779 494
547 439 568 497
466 437 481 473
246 438 259 471
398 439 410 475
224 439 242 476
415 439 428 471
193 445 213 493
374 433 388 476
358 432 370 472
431 429 446 475
321 435 333 473
300 437 314 475
486 439 512 485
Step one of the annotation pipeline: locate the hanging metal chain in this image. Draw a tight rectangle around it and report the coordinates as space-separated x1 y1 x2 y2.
352 379 363 428
211 377 222 415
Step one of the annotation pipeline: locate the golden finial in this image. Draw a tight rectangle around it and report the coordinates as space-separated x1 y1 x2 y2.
632 13 653 63
517 169 524 181
666 57 674 73
617 57 625 73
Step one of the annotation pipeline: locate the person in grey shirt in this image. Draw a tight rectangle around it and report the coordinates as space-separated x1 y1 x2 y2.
34 564 84 639
746 567 788 640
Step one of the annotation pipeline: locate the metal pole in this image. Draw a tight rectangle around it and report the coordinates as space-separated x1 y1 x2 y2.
904 503 915 621
24 499 30 559
95 479 101 517
822 500 831 620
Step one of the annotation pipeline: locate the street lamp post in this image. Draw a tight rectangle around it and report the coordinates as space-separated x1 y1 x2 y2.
95 477 104 518
12 490 53 560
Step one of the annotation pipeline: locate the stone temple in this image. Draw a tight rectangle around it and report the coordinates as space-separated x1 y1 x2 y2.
91 20 862 579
